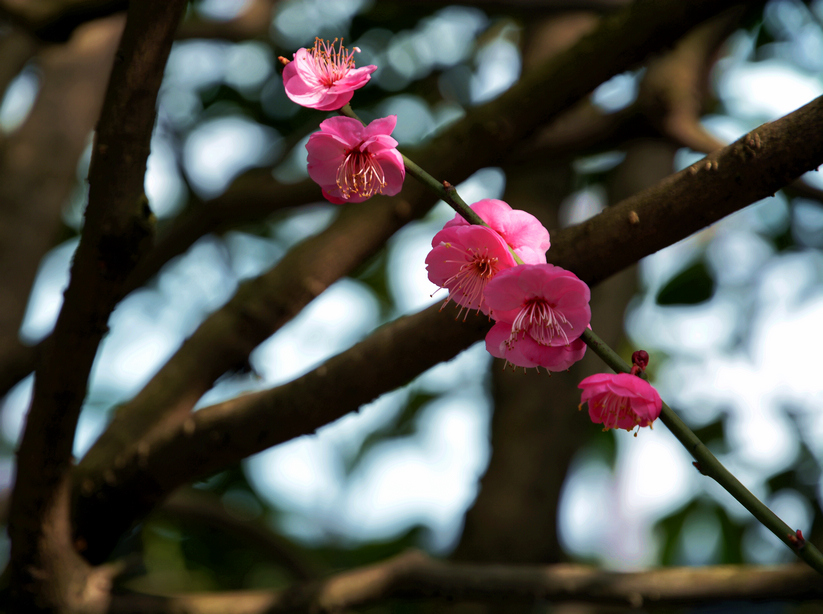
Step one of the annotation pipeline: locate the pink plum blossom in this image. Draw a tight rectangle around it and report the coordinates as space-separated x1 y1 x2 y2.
486 323 587 371
282 38 377 111
578 372 662 431
483 263 591 369
444 199 551 264
306 115 405 204
426 225 517 317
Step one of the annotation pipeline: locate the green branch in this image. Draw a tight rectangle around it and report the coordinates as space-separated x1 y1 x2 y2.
580 328 823 575
339 99 823 575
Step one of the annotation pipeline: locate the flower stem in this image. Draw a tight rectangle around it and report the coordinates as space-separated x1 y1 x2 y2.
338 104 524 264
580 328 823 575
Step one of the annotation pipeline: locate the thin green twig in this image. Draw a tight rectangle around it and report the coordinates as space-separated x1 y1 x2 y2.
338 105 485 226
341 103 823 575
338 104 523 264
581 328 823 575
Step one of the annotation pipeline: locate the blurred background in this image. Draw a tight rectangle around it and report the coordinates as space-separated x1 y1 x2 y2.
2 0 823 601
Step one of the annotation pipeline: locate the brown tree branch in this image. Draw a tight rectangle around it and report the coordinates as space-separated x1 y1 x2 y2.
0 16 122 399
75 94 823 562
108 552 823 613
74 0 745 562
637 7 746 155
0 175 320 401
7 0 187 609
0 0 127 43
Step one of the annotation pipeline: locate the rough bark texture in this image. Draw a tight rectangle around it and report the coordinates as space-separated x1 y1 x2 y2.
7 1 186 609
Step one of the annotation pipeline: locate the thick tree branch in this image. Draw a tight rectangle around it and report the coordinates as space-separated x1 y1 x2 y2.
0 16 122 399
0 175 320 401
75 0 746 562
0 0 127 43
109 552 822 613
552 95 823 285
75 94 823 559
7 0 187 608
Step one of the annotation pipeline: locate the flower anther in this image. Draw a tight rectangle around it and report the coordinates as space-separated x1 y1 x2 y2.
426 225 517 318
578 372 662 433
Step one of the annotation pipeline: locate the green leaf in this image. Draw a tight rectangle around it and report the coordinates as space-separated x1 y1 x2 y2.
655 260 715 306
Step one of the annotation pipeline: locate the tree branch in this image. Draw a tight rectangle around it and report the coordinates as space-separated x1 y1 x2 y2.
75 0 747 562
0 16 122 399
7 0 187 608
0 0 127 43
75 94 823 561
108 552 823 613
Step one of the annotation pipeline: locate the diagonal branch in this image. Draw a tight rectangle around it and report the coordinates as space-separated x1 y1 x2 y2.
108 552 822 613
75 94 823 560
0 16 123 397
75 0 745 524
7 0 187 608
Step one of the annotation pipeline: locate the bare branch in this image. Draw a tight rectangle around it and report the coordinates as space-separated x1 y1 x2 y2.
0 16 122 399
0 0 127 43
7 0 187 607
76 94 823 554
638 8 745 154
74 0 747 562
108 552 822 613
553 95 823 286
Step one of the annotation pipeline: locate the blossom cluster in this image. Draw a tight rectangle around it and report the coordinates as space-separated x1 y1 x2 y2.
281 38 662 432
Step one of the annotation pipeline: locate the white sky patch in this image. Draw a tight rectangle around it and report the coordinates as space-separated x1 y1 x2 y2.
718 59 823 119
334 393 490 550
19 239 78 343
0 66 39 133
250 278 380 388
246 390 489 551
145 137 187 218
471 37 520 104
592 71 641 112
184 116 281 198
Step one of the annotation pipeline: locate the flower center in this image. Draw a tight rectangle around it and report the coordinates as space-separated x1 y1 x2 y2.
441 244 500 316
595 393 636 431
309 38 360 87
508 298 570 347
336 150 387 198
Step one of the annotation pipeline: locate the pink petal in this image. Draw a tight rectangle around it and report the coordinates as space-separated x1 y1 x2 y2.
485 322 539 368
321 187 346 204
317 116 364 145
445 199 551 264
365 115 397 136
373 149 405 195
426 225 515 313
519 335 587 371
309 91 355 112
